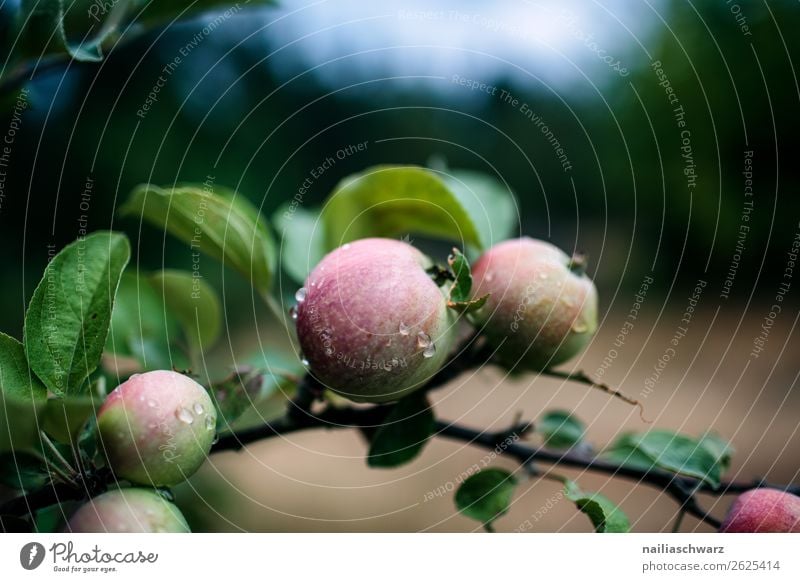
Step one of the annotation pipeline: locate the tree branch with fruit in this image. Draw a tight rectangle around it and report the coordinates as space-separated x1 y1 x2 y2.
1 166 798 534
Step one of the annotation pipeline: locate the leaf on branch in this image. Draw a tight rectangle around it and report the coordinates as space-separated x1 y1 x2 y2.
121 183 275 299
445 248 489 313
454 468 517 529
105 272 181 372
564 479 630 533
0 332 47 403
368 391 435 468
208 367 274 431
41 395 101 445
538 410 585 449
272 204 327 285
148 269 222 357
604 430 731 488
320 165 484 251
24 231 130 396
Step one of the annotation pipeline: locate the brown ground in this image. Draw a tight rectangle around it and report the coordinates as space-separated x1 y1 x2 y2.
180 303 800 532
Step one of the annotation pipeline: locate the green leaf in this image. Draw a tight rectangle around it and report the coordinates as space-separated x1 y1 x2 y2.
0 332 47 403
272 204 327 284
455 468 517 527
442 169 518 250
148 269 222 356
320 165 483 251
564 480 630 533
121 183 275 298
24 232 130 396
629 430 723 488
698 432 734 476
208 367 273 430
0 451 49 491
447 248 472 303
368 391 435 468
0 394 45 454
445 248 490 313
41 396 100 444
539 410 585 449
601 438 658 471
105 272 180 371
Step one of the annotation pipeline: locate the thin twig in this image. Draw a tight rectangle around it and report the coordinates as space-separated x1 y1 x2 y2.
544 369 651 423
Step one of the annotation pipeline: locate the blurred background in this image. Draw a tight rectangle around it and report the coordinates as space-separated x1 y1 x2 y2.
1 0 798 531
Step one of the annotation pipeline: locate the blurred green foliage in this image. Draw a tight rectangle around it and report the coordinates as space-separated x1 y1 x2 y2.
0 0 797 337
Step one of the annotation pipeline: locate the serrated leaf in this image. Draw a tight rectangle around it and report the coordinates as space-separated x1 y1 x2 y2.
321 165 483 251
539 410 585 449
367 391 435 468
148 269 222 356
564 480 630 533
455 468 517 528
24 232 130 396
272 204 327 284
121 183 275 298
105 272 180 371
0 332 47 403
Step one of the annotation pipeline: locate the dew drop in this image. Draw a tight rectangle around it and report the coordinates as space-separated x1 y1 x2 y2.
147 399 158 408
571 321 589 334
417 331 431 348
485 271 495 283
301 357 310 366
295 287 307 302
398 322 410 336
176 407 194 424
423 343 436 358
289 305 298 320
205 415 215 432
193 403 205 415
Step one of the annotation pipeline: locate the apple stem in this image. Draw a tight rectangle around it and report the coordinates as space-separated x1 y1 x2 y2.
568 253 588 276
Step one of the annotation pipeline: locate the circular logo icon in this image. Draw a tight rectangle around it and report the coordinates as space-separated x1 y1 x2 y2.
19 542 46 570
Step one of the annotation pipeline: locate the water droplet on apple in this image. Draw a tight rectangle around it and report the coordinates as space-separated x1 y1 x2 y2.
176 407 194 424
295 287 307 302
399 322 410 336
417 331 431 348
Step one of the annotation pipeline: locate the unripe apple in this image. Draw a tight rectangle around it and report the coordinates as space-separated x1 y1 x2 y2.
471 237 598 371
295 238 457 403
66 488 190 533
719 488 800 533
97 370 216 486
